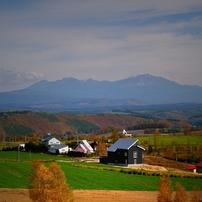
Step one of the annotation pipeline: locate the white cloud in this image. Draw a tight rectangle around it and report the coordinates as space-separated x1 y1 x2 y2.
0 68 45 85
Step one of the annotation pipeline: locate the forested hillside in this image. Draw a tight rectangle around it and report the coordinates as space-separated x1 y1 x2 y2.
0 110 192 142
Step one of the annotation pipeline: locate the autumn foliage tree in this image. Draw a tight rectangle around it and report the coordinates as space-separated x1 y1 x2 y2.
96 142 107 156
191 186 202 202
29 160 74 202
173 182 188 202
157 175 173 202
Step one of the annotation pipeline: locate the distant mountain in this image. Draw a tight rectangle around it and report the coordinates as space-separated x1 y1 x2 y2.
0 74 202 112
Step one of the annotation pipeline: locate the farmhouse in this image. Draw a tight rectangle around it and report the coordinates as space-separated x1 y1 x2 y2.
196 161 202 173
49 144 69 154
75 140 94 154
100 138 145 166
41 134 60 147
122 129 132 137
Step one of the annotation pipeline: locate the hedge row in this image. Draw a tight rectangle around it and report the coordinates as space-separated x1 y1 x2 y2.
72 164 202 179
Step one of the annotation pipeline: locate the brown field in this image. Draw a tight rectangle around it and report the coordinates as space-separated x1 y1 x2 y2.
0 189 158 202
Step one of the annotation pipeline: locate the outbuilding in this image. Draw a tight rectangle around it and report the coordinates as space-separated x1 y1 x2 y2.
49 144 69 154
100 138 145 166
75 140 94 154
186 165 196 173
196 161 202 173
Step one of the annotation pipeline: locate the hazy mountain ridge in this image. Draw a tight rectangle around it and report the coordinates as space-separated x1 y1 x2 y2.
0 74 202 112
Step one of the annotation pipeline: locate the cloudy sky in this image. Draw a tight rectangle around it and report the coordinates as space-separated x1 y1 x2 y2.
0 0 202 92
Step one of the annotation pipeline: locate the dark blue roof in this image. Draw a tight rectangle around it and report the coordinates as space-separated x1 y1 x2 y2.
108 138 138 152
41 135 59 141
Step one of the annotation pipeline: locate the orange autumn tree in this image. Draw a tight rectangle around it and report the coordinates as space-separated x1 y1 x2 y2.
96 142 107 156
191 186 202 202
29 160 74 202
173 182 188 202
157 175 173 202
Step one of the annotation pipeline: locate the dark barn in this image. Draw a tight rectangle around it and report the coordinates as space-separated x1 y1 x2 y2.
100 138 145 166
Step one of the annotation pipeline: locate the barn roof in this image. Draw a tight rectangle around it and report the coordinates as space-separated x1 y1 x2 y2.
186 165 196 170
196 161 202 167
50 144 68 149
108 138 138 152
81 140 94 152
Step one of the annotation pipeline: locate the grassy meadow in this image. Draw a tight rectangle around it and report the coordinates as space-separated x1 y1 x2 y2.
137 135 202 146
0 151 202 191
0 151 71 161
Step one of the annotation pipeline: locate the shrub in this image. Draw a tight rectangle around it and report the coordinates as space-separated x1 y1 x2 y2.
191 186 202 202
173 182 188 202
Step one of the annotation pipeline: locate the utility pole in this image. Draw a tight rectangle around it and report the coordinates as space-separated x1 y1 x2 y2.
17 145 20 162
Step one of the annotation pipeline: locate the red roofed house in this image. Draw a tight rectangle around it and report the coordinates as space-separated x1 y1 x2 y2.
186 165 196 173
196 161 202 173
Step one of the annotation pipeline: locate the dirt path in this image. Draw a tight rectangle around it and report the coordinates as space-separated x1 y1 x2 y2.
74 190 158 202
0 189 158 202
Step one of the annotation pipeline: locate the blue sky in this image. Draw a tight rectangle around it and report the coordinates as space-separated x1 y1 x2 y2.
0 0 202 92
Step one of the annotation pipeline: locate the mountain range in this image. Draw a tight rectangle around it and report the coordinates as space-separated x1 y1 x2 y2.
1 74 202 112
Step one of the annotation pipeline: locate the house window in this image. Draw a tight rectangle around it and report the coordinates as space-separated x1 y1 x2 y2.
133 151 137 158
125 152 127 157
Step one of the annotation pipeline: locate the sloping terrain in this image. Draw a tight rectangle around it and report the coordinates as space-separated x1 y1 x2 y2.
0 110 194 138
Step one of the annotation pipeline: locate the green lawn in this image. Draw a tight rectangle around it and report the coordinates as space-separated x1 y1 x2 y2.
0 151 71 161
0 160 202 191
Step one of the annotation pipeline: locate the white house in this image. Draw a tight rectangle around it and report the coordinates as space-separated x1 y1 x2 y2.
122 129 132 137
49 144 69 154
75 140 94 154
41 134 60 147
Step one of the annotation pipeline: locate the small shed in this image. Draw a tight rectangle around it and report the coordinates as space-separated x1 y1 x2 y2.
196 161 202 173
186 165 196 173
103 138 145 166
49 144 69 154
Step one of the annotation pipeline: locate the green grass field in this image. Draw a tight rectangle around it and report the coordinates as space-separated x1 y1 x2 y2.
0 155 202 191
138 135 202 146
0 151 71 161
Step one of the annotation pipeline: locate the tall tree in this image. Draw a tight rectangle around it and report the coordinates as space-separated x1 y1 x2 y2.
29 160 74 202
157 175 173 202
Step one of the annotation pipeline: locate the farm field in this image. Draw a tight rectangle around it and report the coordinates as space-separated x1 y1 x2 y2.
0 156 202 191
0 150 71 161
137 134 202 146
0 189 159 202
1 151 202 202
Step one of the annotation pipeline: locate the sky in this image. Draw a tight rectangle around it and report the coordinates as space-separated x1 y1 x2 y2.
0 0 202 92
